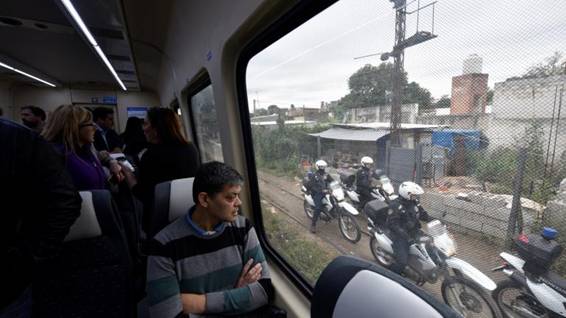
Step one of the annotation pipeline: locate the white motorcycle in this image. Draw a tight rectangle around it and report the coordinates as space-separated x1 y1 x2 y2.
340 169 396 210
302 180 361 243
492 231 566 318
369 218 502 318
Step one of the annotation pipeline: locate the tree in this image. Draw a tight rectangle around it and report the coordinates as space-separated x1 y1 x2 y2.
340 63 400 109
523 51 566 78
255 108 268 116
267 105 280 115
338 63 431 110
403 81 432 109
486 89 494 105
433 95 451 108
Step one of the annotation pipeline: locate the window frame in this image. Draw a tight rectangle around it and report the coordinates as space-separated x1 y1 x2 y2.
236 0 338 299
186 74 219 162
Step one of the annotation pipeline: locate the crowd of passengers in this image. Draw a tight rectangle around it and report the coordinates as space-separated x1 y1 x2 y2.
0 105 273 318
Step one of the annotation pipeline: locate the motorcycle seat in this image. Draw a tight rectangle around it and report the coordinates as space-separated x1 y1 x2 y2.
541 271 566 296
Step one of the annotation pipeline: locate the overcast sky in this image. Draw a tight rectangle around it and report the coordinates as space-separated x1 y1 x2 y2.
246 0 566 110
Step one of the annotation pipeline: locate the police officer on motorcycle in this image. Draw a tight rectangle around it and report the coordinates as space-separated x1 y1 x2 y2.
387 181 432 275
356 156 374 209
309 160 333 233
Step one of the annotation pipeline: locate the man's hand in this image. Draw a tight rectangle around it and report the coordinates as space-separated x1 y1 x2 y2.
181 293 206 314
235 259 262 288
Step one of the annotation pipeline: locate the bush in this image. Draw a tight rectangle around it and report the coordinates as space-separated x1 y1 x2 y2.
473 121 565 205
252 124 329 178
262 203 338 284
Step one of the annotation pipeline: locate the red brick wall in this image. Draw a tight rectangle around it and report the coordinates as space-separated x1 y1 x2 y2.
450 73 488 114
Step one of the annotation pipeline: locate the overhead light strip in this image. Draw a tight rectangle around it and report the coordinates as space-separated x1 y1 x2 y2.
0 61 56 87
60 0 127 91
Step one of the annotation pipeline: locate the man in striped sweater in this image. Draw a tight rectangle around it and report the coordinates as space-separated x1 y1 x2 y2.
147 162 274 317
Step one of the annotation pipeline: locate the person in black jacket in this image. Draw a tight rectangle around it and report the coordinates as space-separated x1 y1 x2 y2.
120 116 148 167
92 107 123 153
122 107 200 236
308 160 333 233
356 156 374 209
387 181 432 275
0 119 81 317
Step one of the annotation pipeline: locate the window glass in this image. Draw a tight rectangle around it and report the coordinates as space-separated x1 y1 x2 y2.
190 84 224 162
246 0 566 311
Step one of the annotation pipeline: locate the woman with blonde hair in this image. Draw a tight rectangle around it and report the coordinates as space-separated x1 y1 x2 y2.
42 105 122 190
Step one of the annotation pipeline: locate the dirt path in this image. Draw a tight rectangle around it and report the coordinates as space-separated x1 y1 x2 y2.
257 170 508 301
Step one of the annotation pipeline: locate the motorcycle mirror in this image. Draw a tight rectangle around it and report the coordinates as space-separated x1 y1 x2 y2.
312 256 460 318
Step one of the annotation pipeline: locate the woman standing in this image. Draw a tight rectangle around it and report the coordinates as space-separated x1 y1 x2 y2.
122 107 200 235
121 116 148 166
42 105 123 191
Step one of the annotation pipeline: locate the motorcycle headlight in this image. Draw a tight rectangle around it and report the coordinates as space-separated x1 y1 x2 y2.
383 183 395 195
433 233 457 257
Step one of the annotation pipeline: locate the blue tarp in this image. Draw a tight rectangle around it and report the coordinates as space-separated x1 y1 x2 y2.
431 129 486 152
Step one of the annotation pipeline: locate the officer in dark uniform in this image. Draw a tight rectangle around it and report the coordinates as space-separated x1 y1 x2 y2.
309 160 333 233
387 181 432 275
356 156 374 209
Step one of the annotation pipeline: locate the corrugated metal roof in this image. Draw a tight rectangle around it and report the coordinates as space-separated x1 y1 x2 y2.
309 127 389 141
333 122 446 130
251 120 315 126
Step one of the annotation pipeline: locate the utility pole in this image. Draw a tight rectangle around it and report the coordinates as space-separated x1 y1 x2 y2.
389 0 406 145
382 0 438 145
506 148 527 249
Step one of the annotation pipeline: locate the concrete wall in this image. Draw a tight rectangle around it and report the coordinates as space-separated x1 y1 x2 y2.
1 84 159 132
418 113 490 131
544 180 566 229
421 191 538 240
492 75 566 119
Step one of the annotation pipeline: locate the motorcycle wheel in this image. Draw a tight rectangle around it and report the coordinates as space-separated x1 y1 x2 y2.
369 236 393 268
338 213 361 243
492 279 549 318
442 276 503 318
303 200 314 219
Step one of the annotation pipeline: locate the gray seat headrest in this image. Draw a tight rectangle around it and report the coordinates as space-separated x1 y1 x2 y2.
65 191 103 242
312 256 460 318
168 177 195 222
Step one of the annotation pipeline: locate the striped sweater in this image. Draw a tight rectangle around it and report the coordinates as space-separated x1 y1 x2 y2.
146 207 273 318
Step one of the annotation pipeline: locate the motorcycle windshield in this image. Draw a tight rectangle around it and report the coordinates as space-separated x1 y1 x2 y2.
329 181 341 190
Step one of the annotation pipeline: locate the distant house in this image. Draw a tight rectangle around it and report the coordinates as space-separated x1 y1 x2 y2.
309 122 444 164
287 106 328 122
345 103 419 123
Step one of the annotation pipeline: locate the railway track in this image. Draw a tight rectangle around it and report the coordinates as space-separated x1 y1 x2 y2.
257 174 371 237
258 183 350 255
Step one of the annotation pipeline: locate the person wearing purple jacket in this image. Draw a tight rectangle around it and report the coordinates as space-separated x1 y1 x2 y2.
42 105 124 191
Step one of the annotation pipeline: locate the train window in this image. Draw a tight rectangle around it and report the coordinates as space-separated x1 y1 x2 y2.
189 82 224 162
242 0 566 314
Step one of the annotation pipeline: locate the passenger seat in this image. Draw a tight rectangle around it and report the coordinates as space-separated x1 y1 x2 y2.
148 177 287 318
34 190 134 318
311 256 460 318
150 177 195 237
